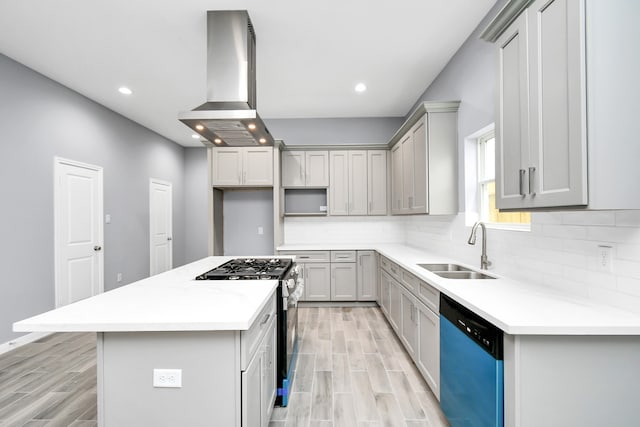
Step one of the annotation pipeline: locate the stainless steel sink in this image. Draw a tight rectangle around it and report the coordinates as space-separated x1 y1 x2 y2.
418 263 472 272
418 263 495 279
434 271 495 280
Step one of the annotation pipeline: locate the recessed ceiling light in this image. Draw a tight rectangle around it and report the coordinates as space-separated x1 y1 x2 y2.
191 134 200 139
259 138 267 144
214 138 222 144
247 123 256 130
118 86 133 95
354 83 367 93
195 124 204 131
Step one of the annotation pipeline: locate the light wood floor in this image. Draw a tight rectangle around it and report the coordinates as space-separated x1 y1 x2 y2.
270 306 449 427
0 306 448 427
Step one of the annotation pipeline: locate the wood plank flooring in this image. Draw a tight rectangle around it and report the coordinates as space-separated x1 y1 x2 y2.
270 306 449 427
0 306 448 427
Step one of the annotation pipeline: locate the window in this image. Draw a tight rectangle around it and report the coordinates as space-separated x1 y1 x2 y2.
477 131 530 226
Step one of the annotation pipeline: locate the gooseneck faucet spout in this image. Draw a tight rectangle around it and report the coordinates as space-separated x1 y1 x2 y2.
468 221 492 270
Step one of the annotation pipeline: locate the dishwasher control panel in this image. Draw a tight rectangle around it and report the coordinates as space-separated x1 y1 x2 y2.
440 294 503 359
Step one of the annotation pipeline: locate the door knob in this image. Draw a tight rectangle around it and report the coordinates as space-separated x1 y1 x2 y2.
167 237 172 241
93 245 102 251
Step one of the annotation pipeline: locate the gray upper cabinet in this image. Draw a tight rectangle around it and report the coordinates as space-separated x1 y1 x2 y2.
389 102 459 215
486 0 640 210
211 147 273 187
281 150 329 188
329 150 386 216
367 150 388 215
494 0 586 209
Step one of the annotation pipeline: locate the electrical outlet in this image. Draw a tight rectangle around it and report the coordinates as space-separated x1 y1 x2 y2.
116 273 122 283
258 226 264 235
597 245 613 273
153 369 182 388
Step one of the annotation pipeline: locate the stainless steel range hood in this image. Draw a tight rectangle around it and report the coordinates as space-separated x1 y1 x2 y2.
179 10 274 146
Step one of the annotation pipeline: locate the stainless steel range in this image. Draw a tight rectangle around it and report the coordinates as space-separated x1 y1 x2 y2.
196 258 303 406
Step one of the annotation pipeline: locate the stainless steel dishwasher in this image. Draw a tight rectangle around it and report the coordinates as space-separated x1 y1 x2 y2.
440 294 504 427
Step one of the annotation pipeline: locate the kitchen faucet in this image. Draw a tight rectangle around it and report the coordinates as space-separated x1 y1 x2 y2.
468 221 492 270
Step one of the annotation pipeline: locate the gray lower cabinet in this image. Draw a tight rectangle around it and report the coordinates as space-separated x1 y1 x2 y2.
416 299 440 399
357 250 377 301
400 287 418 359
242 313 277 427
378 254 440 399
330 263 357 300
388 277 402 333
281 250 376 302
304 263 331 301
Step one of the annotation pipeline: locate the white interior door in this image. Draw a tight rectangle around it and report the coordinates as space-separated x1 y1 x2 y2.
150 179 173 275
54 157 104 307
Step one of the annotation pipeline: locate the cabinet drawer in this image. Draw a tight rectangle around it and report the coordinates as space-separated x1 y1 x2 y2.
417 280 439 314
279 251 330 263
241 293 276 370
379 256 401 279
401 270 419 292
331 250 356 263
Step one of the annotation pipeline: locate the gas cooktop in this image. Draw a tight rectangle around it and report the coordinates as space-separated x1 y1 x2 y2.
195 258 293 281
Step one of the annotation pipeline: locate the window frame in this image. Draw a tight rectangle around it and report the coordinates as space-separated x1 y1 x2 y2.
475 129 530 231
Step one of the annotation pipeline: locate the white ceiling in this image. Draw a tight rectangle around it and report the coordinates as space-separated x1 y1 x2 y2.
0 0 496 147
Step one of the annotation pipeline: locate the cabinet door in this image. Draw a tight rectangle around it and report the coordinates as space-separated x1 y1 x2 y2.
357 251 377 301
411 118 428 214
417 302 440 399
305 151 329 187
400 133 415 211
391 144 403 214
348 151 368 215
212 148 243 186
388 279 402 332
243 147 273 186
305 263 331 301
261 317 277 424
495 12 530 209
282 151 305 187
367 150 388 215
329 151 349 215
527 0 587 207
241 345 262 427
400 288 418 358
380 270 391 316
331 263 356 301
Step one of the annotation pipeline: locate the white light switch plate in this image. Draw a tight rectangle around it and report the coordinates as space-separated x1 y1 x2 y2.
153 369 182 388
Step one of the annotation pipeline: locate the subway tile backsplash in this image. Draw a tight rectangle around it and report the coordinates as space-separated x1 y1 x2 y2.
283 210 640 314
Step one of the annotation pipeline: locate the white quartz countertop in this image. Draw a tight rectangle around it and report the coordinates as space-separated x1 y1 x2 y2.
278 243 640 335
13 257 279 333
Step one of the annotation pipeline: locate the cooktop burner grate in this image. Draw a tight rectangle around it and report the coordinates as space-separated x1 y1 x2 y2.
195 258 293 280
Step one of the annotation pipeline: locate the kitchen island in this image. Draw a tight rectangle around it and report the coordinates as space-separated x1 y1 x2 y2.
14 257 279 427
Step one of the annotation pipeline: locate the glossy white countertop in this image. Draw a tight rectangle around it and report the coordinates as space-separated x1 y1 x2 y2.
13 257 279 333
279 243 640 335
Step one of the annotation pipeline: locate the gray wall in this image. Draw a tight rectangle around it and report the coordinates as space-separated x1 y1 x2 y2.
183 148 209 263
407 0 507 210
265 117 403 146
223 189 274 256
0 53 191 342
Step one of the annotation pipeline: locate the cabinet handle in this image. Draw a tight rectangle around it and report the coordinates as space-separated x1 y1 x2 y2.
243 171 247 183
519 169 526 196
345 202 348 213
408 196 413 208
369 201 372 213
260 313 270 325
528 167 536 196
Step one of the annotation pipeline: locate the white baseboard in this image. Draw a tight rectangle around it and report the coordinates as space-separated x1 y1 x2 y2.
0 331 53 356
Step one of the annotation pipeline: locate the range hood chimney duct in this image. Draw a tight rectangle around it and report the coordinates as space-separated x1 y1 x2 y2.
179 10 274 147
